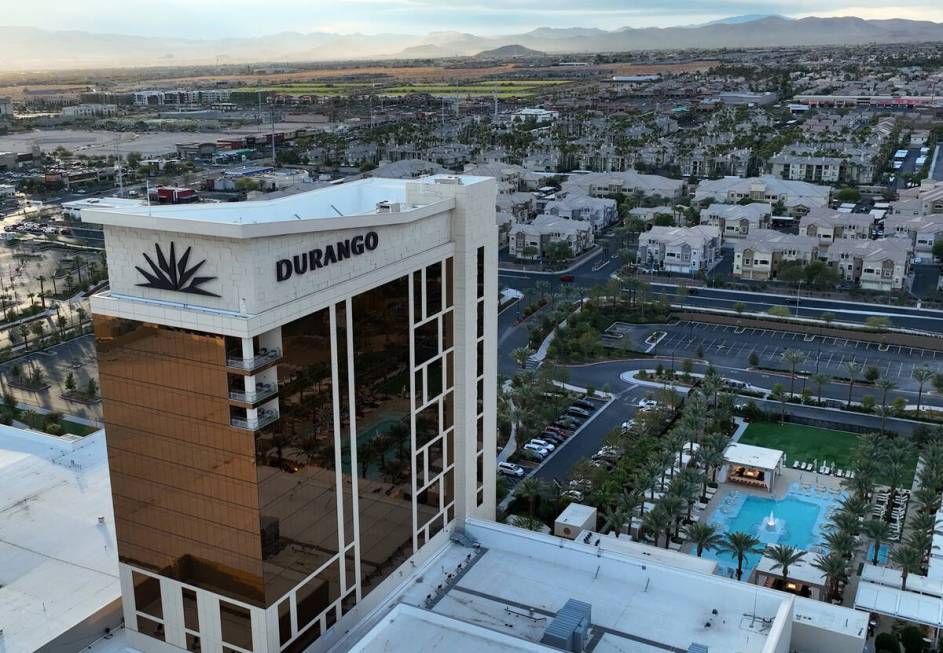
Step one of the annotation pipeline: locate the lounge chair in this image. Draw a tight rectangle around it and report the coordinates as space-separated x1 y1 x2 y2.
793 460 801 469
836 469 844 478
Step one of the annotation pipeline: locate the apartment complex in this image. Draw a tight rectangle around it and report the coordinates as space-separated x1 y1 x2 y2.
508 214 595 260
694 175 831 216
637 225 721 274
733 230 822 280
798 208 873 244
698 202 772 238
827 238 911 291
83 175 498 653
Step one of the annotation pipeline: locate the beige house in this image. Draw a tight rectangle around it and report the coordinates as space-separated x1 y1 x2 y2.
798 208 873 245
827 239 911 291
890 180 943 218
509 214 594 260
562 170 686 200
699 202 772 239
733 230 821 280
884 214 943 256
637 225 721 274
694 175 830 216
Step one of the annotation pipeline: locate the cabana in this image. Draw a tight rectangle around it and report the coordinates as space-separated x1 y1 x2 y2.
720 443 785 492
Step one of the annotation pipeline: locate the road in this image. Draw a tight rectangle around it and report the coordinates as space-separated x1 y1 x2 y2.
498 251 943 487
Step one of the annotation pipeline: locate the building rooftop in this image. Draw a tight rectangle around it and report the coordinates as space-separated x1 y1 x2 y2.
79 175 492 238
330 519 867 653
0 429 119 653
724 442 785 470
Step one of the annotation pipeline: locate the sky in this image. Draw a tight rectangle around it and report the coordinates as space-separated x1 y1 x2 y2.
3 0 943 39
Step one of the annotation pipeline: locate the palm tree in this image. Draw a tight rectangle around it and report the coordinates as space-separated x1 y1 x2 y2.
875 377 897 434
511 346 533 370
718 531 763 581
659 493 686 541
765 544 805 583
808 372 831 404
700 374 724 408
601 504 630 535
36 275 46 308
842 361 862 409
770 383 787 424
683 522 723 557
782 349 805 394
811 552 848 601
913 365 934 415
890 544 924 590
822 529 857 560
515 477 546 519
641 505 671 548
861 520 893 565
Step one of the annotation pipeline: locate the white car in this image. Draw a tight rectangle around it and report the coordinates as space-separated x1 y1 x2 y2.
497 462 525 477
529 438 555 452
637 398 658 411
523 443 549 458
621 419 635 433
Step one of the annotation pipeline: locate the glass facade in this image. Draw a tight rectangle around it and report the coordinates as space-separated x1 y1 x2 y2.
96 256 458 653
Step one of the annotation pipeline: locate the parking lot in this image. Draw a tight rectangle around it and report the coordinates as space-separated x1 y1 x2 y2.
615 320 943 391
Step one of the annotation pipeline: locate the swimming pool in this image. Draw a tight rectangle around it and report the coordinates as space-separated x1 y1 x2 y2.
702 483 845 580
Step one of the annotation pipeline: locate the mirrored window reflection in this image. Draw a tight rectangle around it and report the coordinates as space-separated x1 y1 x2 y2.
95 316 266 607
133 571 163 619
219 601 253 651
257 307 341 606
351 276 414 596
426 261 442 317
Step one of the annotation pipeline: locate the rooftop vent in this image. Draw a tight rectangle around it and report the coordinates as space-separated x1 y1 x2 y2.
687 644 709 653
434 176 462 185
376 201 401 213
541 598 592 652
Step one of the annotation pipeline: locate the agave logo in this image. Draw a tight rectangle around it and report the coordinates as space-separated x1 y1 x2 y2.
136 242 220 297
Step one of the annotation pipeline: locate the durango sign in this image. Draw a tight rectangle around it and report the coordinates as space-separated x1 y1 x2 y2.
276 231 379 282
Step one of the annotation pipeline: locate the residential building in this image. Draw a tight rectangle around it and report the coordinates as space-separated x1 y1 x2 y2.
884 214 943 256
698 202 772 239
827 238 911 291
733 230 821 280
495 191 536 222
769 154 844 184
628 206 679 225
799 208 873 244
543 194 618 231
82 174 498 653
561 170 686 200
509 214 594 260
462 163 542 193
368 159 445 179
62 103 119 118
0 96 11 118
637 225 721 274
890 181 943 218
510 107 558 123
694 175 831 216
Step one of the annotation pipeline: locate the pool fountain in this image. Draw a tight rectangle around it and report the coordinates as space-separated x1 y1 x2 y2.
755 509 786 544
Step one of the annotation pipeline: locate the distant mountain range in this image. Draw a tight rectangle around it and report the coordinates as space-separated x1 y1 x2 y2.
2 16 943 71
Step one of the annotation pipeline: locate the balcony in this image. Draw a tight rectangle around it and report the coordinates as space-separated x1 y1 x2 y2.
226 348 281 373
231 408 279 431
229 383 278 405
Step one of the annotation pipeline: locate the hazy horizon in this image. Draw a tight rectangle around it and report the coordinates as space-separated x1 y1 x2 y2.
3 0 943 40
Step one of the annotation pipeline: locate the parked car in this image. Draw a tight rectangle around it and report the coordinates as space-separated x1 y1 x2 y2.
540 432 564 445
544 426 571 437
566 406 591 419
561 489 583 501
637 398 658 412
523 443 548 458
529 438 555 452
559 274 574 283
497 462 525 477
621 419 635 433
572 399 596 411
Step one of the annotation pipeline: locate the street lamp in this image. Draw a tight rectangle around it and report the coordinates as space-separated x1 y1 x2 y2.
796 280 804 317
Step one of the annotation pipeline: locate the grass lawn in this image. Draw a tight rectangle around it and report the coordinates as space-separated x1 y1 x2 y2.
738 421 917 487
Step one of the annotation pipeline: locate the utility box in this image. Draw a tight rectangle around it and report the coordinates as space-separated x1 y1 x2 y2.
554 503 597 540
541 598 592 652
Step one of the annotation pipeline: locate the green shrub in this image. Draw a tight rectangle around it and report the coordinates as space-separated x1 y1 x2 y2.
875 632 900 653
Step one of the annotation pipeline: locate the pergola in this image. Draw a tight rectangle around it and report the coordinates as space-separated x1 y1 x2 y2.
721 443 785 492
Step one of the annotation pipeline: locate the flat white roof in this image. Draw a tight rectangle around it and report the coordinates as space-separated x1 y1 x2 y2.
856 581 943 627
555 502 596 526
725 443 785 470
0 429 119 652
756 554 827 587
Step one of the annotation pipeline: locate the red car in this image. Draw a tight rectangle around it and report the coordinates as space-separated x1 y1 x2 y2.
559 274 574 283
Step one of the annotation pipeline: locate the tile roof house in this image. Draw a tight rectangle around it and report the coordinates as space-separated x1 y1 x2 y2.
699 202 772 239
733 230 821 280
826 238 911 291
637 225 721 274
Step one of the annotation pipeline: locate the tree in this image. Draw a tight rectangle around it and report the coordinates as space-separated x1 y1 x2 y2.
890 544 924 590
767 305 791 318
233 177 260 192
515 477 546 519
770 383 787 424
641 505 672 548
542 241 574 269
718 531 763 581
765 544 805 582
835 187 861 202
843 361 862 408
511 346 533 370
861 519 892 565
809 372 830 403
30 322 45 349
733 302 746 316
875 378 897 434
782 349 805 394
913 365 934 415
811 552 848 602
18 324 29 351
85 377 98 398
864 364 881 383
748 351 759 367
683 522 723 557
64 372 76 393
865 315 892 330
821 311 835 328
874 632 900 653
36 276 46 308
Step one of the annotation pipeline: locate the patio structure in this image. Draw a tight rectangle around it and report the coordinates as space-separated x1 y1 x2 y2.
755 555 828 601
720 443 786 492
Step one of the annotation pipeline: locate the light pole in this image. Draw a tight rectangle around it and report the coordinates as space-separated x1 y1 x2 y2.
796 280 804 317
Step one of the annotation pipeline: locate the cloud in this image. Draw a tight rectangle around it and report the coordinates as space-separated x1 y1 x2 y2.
2 0 941 37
